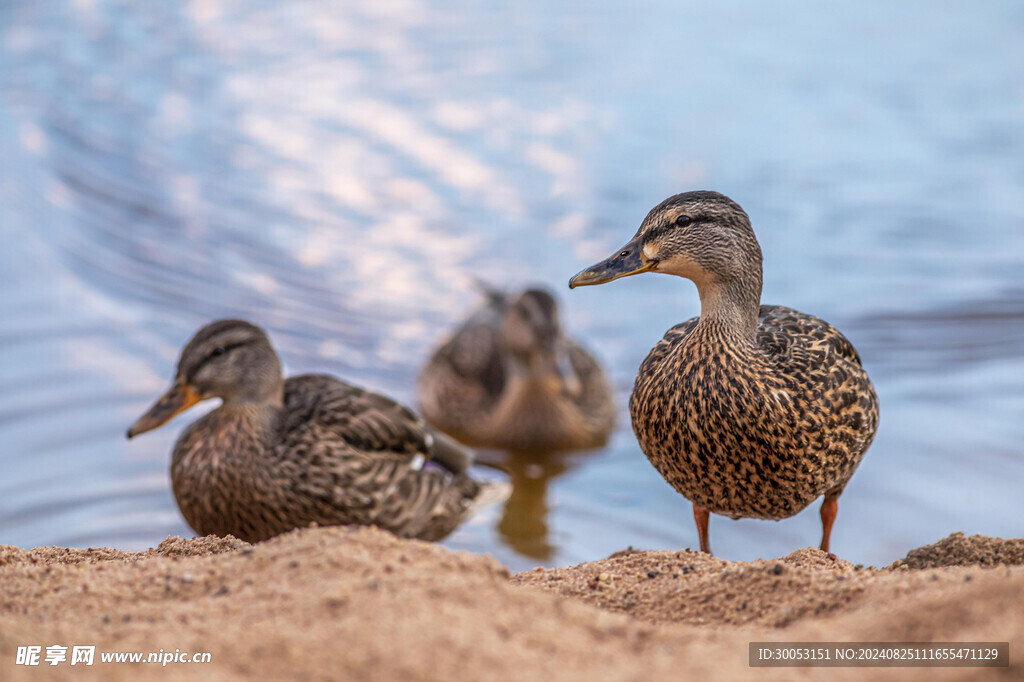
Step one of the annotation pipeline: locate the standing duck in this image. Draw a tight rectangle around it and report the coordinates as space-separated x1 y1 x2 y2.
127 319 505 543
417 287 614 453
569 191 878 554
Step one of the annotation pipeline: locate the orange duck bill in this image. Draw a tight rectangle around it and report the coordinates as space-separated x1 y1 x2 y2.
126 380 202 439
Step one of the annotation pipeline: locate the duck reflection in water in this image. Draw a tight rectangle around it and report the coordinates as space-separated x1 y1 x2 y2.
418 285 615 559
490 448 602 561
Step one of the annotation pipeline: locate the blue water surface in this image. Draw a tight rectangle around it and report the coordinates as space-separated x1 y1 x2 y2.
1 0 1022 571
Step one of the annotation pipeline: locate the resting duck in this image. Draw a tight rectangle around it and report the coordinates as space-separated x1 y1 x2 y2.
127 319 505 543
417 287 614 453
569 191 879 554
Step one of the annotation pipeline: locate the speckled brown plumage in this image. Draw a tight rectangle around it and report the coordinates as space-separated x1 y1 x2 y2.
631 304 877 520
417 287 614 453
570 191 879 554
128 320 505 543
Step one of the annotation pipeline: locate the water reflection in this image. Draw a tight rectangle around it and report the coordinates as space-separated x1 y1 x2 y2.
481 449 594 562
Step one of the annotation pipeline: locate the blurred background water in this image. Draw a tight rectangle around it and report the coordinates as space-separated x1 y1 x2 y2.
1 0 1022 572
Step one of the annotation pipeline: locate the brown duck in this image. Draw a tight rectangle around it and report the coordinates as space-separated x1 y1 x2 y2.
417 287 614 453
127 319 506 543
569 191 878 554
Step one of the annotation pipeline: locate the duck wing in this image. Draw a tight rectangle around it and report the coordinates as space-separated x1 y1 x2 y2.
417 319 506 440
284 374 473 472
435 322 506 400
755 305 864 367
754 305 879 481
279 374 496 541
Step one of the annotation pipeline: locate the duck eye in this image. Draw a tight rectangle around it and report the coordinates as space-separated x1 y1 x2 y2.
619 249 630 258
211 346 226 357
675 215 692 227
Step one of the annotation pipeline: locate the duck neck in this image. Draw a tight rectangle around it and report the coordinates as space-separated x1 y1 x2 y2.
693 271 762 344
222 373 285 407
217 381 286 435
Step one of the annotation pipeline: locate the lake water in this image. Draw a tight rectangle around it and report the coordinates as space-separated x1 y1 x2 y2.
1 0 1022 572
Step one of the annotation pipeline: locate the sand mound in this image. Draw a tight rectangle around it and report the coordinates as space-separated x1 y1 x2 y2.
0 527 1020 681
0 545 135 567
895 532 1024 569
513 547 870 627
154 534 249 558
0 535 248 568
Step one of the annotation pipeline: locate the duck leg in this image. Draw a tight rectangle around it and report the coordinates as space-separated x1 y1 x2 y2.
819 490 840 553
692 502 712 554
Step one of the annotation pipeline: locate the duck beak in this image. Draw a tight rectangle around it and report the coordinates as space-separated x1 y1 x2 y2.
126 380 202 439
568 237 656 288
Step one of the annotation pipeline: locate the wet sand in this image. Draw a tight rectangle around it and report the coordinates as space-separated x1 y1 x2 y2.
1 528 1020 680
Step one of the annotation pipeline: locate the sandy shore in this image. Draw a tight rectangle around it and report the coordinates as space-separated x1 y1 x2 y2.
1 528 1021 680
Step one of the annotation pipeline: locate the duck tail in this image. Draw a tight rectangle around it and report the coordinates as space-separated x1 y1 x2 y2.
470 277 505 305
468 479 511 514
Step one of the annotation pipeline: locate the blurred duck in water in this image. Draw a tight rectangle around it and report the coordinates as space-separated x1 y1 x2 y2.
127 319 507 543
417 286 614 453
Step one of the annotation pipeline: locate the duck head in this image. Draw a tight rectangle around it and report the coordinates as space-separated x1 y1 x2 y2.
126 319 283 438
500 289 581 397
568 191 762 292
